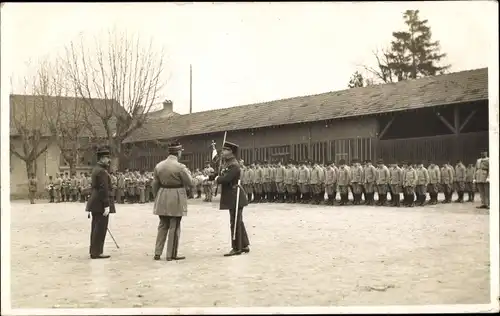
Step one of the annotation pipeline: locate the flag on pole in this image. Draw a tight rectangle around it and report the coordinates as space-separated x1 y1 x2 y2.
210 140 218 161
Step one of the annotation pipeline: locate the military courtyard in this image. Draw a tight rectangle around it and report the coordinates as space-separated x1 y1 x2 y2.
9 195 490 309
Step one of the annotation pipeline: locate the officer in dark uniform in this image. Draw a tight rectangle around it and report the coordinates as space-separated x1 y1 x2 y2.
85 146 116 259
209 141 250 257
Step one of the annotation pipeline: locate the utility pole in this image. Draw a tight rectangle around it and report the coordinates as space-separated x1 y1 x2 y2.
189 64 193 114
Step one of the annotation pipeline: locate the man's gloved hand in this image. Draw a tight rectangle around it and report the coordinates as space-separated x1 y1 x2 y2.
103 207 110 217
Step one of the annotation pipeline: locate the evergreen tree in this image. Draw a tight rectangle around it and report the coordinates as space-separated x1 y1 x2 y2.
360 10 451 84
389 10 450 80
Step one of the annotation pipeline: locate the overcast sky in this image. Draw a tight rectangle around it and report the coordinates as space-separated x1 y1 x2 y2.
2 1 497 114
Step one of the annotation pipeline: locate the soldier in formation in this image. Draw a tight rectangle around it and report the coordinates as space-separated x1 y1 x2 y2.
236 158 481 207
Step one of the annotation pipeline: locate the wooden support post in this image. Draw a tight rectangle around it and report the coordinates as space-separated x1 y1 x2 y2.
307 124 312 160
378 116 396 139
252 130 256 163
435 112 457 134
459 109 477 132
453 106 460 162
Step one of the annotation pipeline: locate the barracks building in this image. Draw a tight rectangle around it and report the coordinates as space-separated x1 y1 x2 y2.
123 68 489 171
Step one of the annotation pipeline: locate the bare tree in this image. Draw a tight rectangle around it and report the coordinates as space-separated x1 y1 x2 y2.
360 48 396 84
38 60 93 176
9 66 54 181
62 29 167 171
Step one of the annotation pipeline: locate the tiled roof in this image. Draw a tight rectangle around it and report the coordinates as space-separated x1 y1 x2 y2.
9 95 126 138
123 68 486 143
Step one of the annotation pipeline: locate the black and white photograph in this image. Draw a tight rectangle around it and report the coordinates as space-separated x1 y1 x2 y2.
1 1 498 314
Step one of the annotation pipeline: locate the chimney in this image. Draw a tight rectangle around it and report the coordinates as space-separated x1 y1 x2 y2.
162 99 173 113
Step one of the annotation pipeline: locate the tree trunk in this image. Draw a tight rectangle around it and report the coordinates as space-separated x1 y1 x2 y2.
69 160 77 176
24 159 37 193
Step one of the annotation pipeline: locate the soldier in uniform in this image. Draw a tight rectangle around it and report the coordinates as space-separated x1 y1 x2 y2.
208 141 250 256
244 163 255 203
297 162 310 203
309 162 322 205
202 162 215 202
375 159 390 206
427 161 441 205
70 173 78 202
79 173 87 203
193 168 203 199
116 171 125 204
440 162 454 203
152 142 193 261
415 161 429 206
363 160 377 205
269 162 277 202
402 162 417 207
284 161 294 203
474 150 489 209
252 162 263 203
454 160 467 203
350 158 364 205
108 172 117 203
46 175 55 203
54 173 63 203
337 159 350 205
465 163 476 202
63 172 71 202
275 161 286 203
325 162 338 205
261 162 271 203
28 173 38 204
389 163 403 207
86 147 115 259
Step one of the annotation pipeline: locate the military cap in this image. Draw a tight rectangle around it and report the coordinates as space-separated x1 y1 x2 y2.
366 159 371 163
401 160 408 165
205 160 211 164
339 159 346 165
96 146 110 159
222 141 239 155
168 141 183 154
407 161 412 166
377 159 384 164
351 158 359 163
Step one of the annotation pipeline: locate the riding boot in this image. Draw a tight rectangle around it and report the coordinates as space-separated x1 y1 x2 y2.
471 192 475 202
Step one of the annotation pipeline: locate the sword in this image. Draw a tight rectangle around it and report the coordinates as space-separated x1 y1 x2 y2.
233 179 242 241
107 228 120 249
87 212 120 249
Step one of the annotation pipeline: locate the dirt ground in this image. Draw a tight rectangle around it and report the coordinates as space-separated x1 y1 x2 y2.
9 193 490 308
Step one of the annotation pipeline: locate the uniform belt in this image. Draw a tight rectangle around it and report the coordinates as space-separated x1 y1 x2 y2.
159 184 184 189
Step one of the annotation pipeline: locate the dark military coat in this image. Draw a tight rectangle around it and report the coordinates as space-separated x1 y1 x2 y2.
209 158 249 210
85 164 116 214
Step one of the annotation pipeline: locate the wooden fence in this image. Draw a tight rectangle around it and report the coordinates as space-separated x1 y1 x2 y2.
124 132 488 171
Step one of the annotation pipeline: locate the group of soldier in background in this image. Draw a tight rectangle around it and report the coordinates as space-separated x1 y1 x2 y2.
43 169 159 204
237 152 490 209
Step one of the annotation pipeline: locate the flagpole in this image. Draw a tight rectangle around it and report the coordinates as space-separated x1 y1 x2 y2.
189 64 193 114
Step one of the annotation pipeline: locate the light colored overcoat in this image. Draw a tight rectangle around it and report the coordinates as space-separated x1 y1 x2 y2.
152 155 193 217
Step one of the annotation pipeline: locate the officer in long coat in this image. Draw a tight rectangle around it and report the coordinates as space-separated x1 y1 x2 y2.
208 141 250 257
152 142 193 261
85 147 116 259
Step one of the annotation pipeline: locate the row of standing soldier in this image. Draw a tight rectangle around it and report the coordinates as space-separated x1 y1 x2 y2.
43 170 157 204
238 155 489 209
